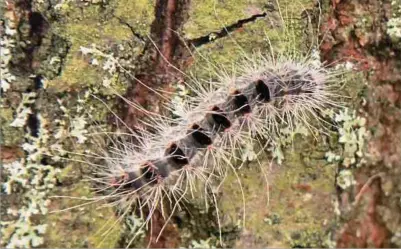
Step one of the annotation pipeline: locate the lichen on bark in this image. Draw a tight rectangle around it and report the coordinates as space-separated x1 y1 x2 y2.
3 0 397 248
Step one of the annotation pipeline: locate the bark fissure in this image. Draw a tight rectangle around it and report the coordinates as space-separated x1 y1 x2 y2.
187 12 267 47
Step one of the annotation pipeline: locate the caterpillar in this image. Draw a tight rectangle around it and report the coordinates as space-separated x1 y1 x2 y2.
9 0 349 248
91 51 342 246
103 61 336 243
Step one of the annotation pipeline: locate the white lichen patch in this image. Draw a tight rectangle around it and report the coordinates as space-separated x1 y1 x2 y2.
336 108 367 167
270 124 309 164
53 97 91 145
187 238 217 249
2 160 29 194
9 92 37 127
324 108 368 190
1 115 61 248
80 44 118 77
1 221 48 248
122 214 146 242
69 116 89 143
387 0 401 40
2 87 98 248
336 169 356 190
0 16 17 93
325 151 341 163
78 44 127 94
387 17 401 39
325 108 368 168
32 0 74 15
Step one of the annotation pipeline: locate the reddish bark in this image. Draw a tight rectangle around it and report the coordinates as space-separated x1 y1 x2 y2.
321 0 401 247
122 1 190 246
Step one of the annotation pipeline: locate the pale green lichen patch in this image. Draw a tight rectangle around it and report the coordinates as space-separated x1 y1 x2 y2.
1 5 60 248
47 43 128 93
53 0 153 46
217 131 336 247
113 0 154 37
47 0 153 91
47 54 101 91
289 228 331 248
0 107 24 146
183 0 267 39
184 0 315 40
45 180 121 248
185 0 318 82
219 139 336 247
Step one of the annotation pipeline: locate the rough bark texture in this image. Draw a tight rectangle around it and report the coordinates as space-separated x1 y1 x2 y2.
1 0 400 248
321 0 401 247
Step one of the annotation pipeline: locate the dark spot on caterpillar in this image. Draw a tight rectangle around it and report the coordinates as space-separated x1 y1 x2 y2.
284 74 310 95
302 74 316 94
303 89 314 94
287 74 302 88
165 143 189 168
274 73 316 97
255 80 271 102
141 162 160 184
114 171 144 190
283 86 303 96
232 90 251 114
209 106 232 130
189 124 212 146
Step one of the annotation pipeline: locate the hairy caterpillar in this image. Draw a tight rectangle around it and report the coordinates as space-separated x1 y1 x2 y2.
91 54 341 246
46 1 349 248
